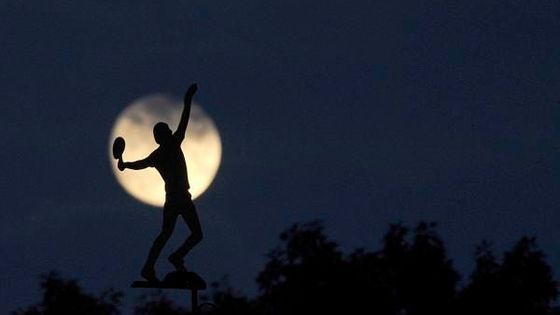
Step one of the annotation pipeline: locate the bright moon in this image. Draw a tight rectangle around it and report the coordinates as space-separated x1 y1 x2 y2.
109 95 222 207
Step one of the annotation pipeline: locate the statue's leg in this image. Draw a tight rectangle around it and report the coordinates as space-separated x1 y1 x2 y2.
169 200 202 270
142 205 178 280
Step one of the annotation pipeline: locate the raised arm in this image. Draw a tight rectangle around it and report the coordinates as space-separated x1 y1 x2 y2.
174 83 198 142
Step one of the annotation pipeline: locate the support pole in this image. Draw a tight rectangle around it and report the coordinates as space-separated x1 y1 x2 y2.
132 271 206 313
191 289 199 314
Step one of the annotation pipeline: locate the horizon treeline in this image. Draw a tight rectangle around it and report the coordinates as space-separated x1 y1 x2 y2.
13 221 559 315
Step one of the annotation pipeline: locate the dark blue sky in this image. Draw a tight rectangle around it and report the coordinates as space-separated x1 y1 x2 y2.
1 0 559 313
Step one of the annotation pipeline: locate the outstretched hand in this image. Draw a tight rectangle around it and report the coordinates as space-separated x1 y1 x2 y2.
118 159 125 171
185 84 198 102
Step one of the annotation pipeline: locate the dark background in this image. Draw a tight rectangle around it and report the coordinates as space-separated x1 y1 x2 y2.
1 0 559 313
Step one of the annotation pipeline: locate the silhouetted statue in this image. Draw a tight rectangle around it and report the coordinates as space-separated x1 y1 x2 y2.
117 84 202 282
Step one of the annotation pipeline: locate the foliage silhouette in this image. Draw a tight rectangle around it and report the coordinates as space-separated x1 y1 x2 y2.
460 238 558 315
209 221 557 315
13 222 559 315
133 291 187 315
252 221 459 315
204 277 257 315
12 271 122 315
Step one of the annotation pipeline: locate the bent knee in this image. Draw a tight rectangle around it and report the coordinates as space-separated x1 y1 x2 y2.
192 230 203 243
159 230 173 239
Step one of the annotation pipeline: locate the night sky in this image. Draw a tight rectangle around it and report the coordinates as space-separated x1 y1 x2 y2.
1 0 559 313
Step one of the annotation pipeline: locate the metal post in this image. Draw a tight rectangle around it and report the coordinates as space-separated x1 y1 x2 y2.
191 289 199 314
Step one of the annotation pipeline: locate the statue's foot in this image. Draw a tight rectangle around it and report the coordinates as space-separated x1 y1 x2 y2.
168 254 188 272
141 266 159 282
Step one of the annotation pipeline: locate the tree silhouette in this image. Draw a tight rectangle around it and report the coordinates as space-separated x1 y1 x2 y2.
12 271 122 315
500 237 558 314
133 291 186 315
459 241 502 314
460 237 558 315
205 277 256 315
402 222 459 315
252 221 458 315
13 222 559 315
256 221 345 314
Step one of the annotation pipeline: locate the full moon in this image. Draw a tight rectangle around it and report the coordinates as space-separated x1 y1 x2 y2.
109 94 222 207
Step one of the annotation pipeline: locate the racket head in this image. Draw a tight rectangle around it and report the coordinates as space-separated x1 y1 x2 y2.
112 136 125 159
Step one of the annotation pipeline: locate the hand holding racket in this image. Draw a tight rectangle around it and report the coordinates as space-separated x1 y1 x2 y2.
113 136 126 171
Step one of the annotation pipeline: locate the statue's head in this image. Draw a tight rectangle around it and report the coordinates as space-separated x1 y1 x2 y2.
153 122 172 144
